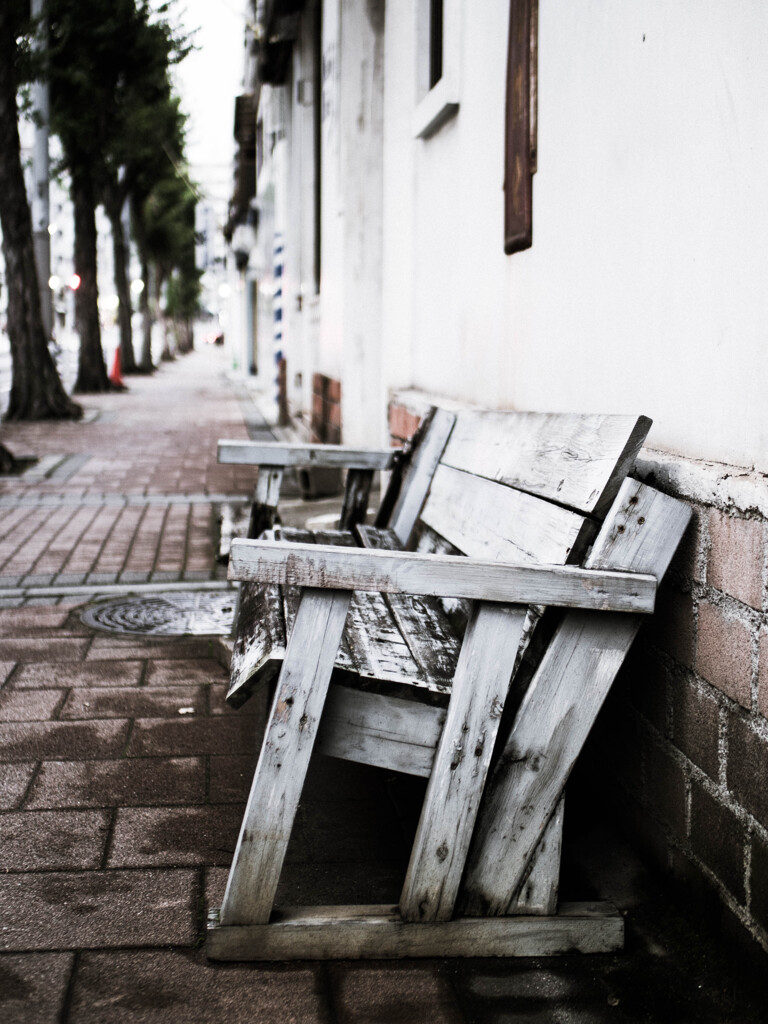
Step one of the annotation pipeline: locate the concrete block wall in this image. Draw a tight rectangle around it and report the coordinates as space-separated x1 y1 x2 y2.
387 392 768 957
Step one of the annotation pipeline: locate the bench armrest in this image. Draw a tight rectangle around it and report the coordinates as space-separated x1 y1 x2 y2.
218 440 400 471
228 540 657 614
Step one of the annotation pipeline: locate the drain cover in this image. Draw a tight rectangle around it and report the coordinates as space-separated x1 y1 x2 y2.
81 591 236 636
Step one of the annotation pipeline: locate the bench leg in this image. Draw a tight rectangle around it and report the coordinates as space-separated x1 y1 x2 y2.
340 468 374 530
510 796 563 915
249 467 284 538
219 587 352 926
399 602 527 923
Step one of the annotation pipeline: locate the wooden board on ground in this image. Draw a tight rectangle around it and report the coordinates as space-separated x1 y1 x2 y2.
207 902 624 961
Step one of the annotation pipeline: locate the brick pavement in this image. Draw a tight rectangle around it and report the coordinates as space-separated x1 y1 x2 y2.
1 348 768 1022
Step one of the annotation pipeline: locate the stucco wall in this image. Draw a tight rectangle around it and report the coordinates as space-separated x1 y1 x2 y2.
384 0 768 471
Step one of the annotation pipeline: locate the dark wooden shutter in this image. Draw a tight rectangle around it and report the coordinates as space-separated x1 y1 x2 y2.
504 0 537 254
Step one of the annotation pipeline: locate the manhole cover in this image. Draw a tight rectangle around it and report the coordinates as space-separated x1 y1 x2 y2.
81 591 236 636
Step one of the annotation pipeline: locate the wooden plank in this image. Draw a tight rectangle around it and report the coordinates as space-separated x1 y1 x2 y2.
400 602 528 922
441 411 652 518
420 464 592 563
226 581 285 708
357 525 462 684
387 408 457 545
228 539 657 613
316 685 446 776
207 901 624 960
219 587 353 926
461 481 691 916
219 440 398 470
510 797 563 915
249 467 284 538
339 468 375 530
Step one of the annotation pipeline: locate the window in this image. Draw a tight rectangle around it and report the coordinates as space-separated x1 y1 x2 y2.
504 0 538 253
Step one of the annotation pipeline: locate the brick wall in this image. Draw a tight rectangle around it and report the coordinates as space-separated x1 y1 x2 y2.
388 391 768 957
311 373 342 445
586 453 768 957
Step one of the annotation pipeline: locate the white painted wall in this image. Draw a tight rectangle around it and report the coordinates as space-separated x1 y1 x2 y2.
379 0 768 471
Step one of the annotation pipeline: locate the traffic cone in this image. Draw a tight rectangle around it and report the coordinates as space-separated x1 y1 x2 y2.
108 347 125 388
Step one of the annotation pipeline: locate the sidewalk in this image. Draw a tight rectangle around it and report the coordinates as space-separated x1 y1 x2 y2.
0 346 766 1023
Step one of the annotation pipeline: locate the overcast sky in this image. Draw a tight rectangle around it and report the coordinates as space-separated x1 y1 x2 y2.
172 0 246 205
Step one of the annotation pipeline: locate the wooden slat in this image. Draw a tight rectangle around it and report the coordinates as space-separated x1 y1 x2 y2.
510 797 563 915
387 408 457 544
357 525 462 684
461 480 691 916
420 464 592 564
228 539 657 613
339 468 375 530
219 587 353 926
400 602 528 922
316 686 446 776
207 901 624 960
219 440 398 470
249 467 284 538
441 411 652 518
226 581 285 708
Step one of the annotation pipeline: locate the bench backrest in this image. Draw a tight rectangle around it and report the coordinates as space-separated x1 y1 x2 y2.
386 408 652 568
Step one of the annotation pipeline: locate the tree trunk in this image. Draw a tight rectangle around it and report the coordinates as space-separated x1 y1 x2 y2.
138 255 154 371
155 268 174 361
0 9 81 421
71 168 111 393
104 183 136 373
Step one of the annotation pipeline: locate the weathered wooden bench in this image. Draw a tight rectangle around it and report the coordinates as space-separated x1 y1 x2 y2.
208 409 690 960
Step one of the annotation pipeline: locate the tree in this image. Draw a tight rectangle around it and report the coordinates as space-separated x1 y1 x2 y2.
0 0 81 421
101 3 191 374
138 172 199 362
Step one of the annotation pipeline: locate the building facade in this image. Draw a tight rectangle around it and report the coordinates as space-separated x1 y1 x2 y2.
230 0 768 956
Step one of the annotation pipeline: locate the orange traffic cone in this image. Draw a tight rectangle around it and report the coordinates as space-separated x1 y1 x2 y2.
109 347 126 388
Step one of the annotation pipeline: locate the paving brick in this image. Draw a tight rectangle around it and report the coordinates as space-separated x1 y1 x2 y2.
0 607 71 633
330 963 464 1024
0 953 75 1024
0 637 90 662
726 714 768 829
208 681 265 716
108 805 243 867
0 720 130 762
0 688 64 722
0 810 111 870
689 782 746 903
708 510 765 609
59 685 206 720
88 637 213 661
26 756 205 809
0 762 37 809
145 658 228 687
9 660 144 689
671 676 720 779
695 600 752 708
0 869 196 951
127 716 258 757
69 951 327 1023
208 754 257 803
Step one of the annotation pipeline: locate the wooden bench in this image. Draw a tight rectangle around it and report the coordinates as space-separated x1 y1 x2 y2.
208 409 690 960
